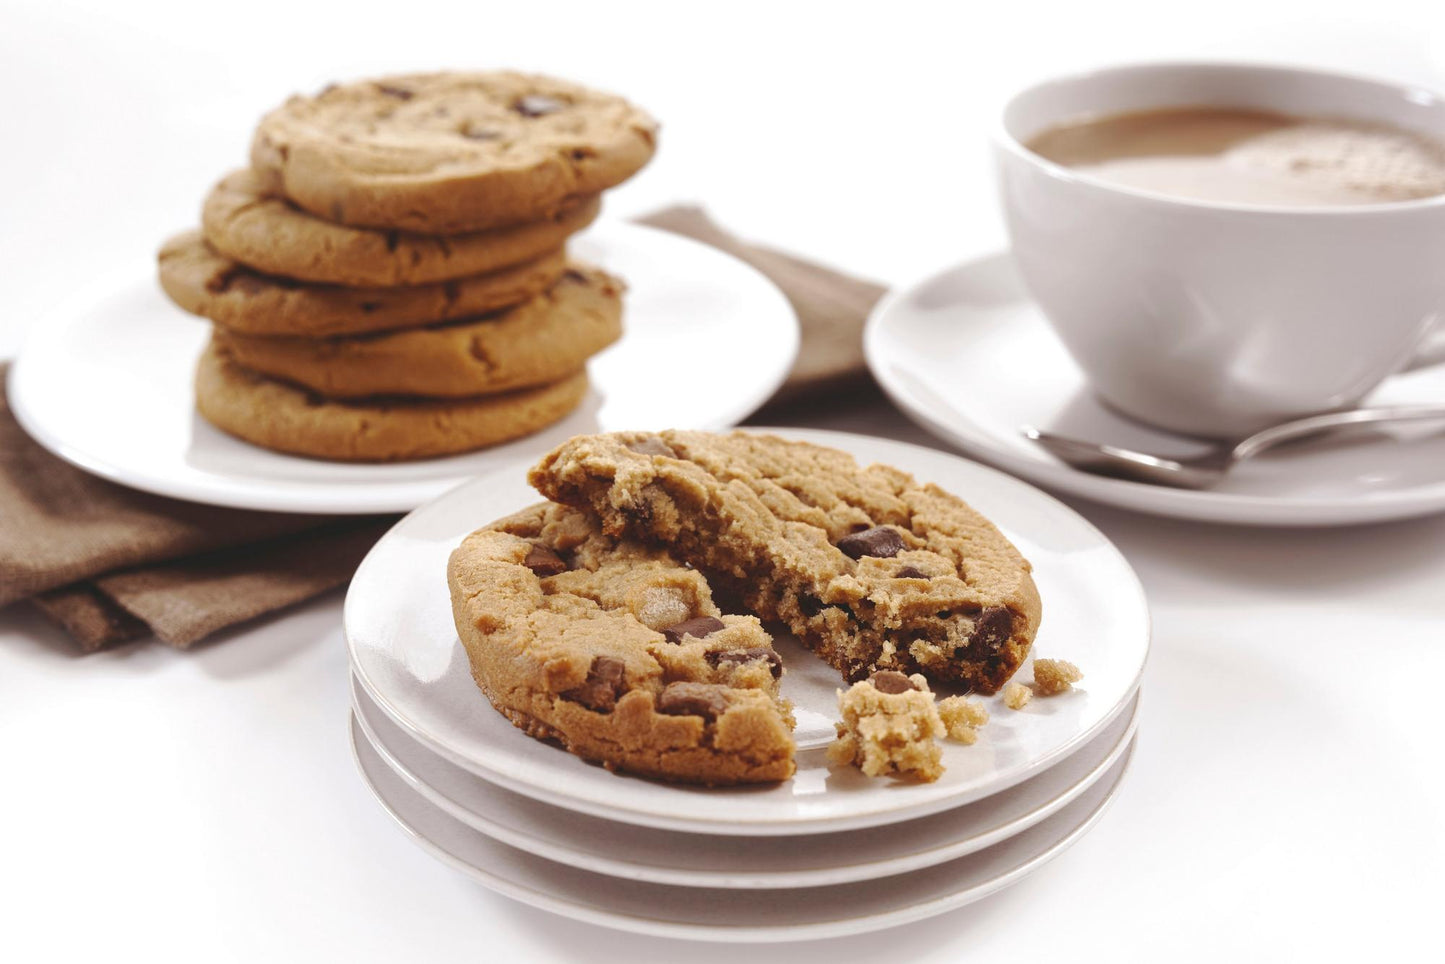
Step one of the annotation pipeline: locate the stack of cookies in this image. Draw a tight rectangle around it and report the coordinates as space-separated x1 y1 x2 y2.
158 72 658 461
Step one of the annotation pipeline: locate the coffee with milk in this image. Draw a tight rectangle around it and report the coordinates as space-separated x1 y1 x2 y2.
1026 106 1445 206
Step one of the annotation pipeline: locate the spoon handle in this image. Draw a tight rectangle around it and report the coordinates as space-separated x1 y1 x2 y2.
1230 404 1445 462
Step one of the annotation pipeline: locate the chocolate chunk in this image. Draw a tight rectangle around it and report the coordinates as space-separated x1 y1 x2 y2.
896 566 929 579
377 84 414 100
514 94 566 117
564 656 625 712
970 606 1013 652
708 647 783 679
837 526 906 560
869 670 917 694
523 543 567 577
384 230 400 253
626 435 676 458
798 595 848 621
661 616 725 644
656 682 730 721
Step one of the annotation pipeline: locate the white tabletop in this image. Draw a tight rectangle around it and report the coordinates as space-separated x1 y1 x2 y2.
3 2 1443 960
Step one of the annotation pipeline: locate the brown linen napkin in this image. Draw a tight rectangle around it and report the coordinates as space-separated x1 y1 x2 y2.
0 362 396 650
1 206 882 652
32 521 394 651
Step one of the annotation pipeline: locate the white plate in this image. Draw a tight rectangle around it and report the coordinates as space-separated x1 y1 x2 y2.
345 427 1150 835
350 709 1135 942
6 222 798 514
352 673 1140 888
866 251 1445 526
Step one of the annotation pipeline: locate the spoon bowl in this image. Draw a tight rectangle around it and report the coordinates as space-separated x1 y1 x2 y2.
1021 404 1445 489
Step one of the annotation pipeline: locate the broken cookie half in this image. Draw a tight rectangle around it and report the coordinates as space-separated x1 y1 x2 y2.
530 429 1043 694
447 502 795 786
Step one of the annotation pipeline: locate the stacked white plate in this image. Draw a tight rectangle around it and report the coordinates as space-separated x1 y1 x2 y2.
344 429 1151 942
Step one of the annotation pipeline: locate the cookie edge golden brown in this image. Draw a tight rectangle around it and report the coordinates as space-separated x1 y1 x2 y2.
250 72 657 234
201 168 601 285
194 341 587 461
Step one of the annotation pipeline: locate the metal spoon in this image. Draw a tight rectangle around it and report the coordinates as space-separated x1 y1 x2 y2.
1020 404 1445 489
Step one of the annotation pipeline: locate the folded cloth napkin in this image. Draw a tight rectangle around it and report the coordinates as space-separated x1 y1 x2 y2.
0 374 395 650
0 206 885 652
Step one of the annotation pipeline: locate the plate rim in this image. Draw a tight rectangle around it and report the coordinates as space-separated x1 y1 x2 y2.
344 425 1152 835
351 673 1141 888
7 220 799 514
864 249 1445 527
349 709 1137 943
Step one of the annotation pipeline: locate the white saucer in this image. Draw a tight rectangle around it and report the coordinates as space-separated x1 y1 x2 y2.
6 222 798 514
866 251 1445 526
350 709 1135 942
345 427 1150 836
352 674 1140 888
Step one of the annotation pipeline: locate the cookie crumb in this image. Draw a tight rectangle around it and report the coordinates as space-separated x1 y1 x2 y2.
937 695 989 744
827 674 945 782
1002 681 1033 709
1033 658 1082 695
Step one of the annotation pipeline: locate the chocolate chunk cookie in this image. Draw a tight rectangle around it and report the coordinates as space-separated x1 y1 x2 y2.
158 231 566 337
251 72 657 234
200 169 600 286
447 502 795 785
529 431 1043 694
209 265 623 398
194 341 587 461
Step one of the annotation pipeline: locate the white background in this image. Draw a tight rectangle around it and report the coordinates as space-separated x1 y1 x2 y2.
3 1 1444 961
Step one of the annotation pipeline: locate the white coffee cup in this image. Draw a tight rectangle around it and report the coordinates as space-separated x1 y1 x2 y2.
995 62 1445 438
